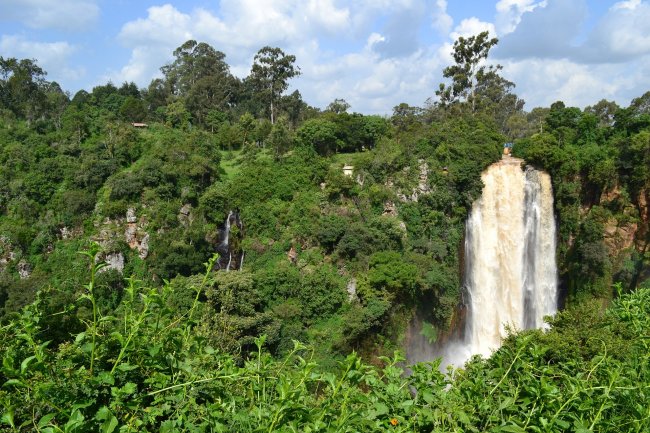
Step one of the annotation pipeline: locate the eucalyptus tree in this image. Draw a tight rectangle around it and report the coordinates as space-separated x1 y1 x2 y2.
436 31 524 133
248 46 301 124
0 57 49 123
161 40 239 127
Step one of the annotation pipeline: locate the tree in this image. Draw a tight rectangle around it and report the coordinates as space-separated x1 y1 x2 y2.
326 98 350 114
0 57 48 122
268 117 293 159
43 81 69 130
436 31 509 114
237 112 256 147
630 91 650 115
248 46 300 124
585 99 620 127
143 78 169 120
186 75 236 127
161 40 231 97
165 99 191 129
160 40 238 129
119 96 146 122
297 118 340 156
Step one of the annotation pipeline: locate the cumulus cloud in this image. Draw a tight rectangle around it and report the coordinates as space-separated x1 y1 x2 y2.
494 0 545 34
494 0 587 59
501 56 649 108
106 0 650 113
432 0 453 35
111 1 450 113
372 3 427 58
0 35 83 81
450 17 496 40
494 0 650 64
580 0 650 62
0 0 99 31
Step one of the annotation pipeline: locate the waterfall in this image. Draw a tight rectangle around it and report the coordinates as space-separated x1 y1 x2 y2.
407 158 557 368
221 210 233 249
462 159 557 360
216 210 244 271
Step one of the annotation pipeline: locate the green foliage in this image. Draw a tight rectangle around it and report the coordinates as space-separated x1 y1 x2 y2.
367 251 419 296
1 38 649 432
0 252 648 431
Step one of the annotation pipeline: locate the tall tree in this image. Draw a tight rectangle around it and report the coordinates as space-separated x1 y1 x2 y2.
161 40 231 97
436 31 500 113
0 57 48 123
248 46 300 124
161 40 237 128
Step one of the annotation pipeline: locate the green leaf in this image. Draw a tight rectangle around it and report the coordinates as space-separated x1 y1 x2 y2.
70 401 93 413
98 371 115 385
96 407 118 433
110 332 125 346
37 413 56 428
149 344 163 357
498 397 514 411
120 382 137 395
64 409 85 433
2 379 26 388
373 402 389 416
456 411 471 425
20 355 37 374
1 408 15 428
421 391 435 404
500 425 527 433
116 363 137 372
555 419 570 429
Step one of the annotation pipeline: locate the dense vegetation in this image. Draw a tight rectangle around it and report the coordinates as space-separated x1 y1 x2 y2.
1 253 648 431
0 32 649 430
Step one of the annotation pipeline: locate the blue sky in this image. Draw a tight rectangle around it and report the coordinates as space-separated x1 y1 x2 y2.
1 0 649 114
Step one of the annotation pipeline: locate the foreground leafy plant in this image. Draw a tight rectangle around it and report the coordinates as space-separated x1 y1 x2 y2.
1 247 648 432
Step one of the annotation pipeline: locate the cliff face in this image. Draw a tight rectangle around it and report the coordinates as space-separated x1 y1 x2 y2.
584 185 650 291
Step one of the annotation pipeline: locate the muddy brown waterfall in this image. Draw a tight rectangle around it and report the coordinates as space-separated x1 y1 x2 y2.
408 158 558 367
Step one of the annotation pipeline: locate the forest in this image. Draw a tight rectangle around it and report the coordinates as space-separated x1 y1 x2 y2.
0 32 648 431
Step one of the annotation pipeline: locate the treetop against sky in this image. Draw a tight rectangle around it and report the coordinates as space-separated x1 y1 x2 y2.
0 0 648 114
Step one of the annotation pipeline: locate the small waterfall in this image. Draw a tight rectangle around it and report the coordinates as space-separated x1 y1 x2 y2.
216 210 244 271
408 158 557 368
221 210 233 249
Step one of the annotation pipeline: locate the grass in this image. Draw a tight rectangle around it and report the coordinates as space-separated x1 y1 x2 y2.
220 149 243 180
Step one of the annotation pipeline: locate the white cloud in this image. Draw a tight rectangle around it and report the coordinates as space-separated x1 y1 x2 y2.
501 56 649 109
0 0 99 31
450 17 496 40
494 0 588 60
0 35 83 81
495 0 545 34
107 0 650 114
582 0 650 62
110 1 450 113
432 0 453 34
611 0 641 11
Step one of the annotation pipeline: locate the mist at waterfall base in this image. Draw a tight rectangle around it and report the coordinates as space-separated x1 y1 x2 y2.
408 158 558 369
